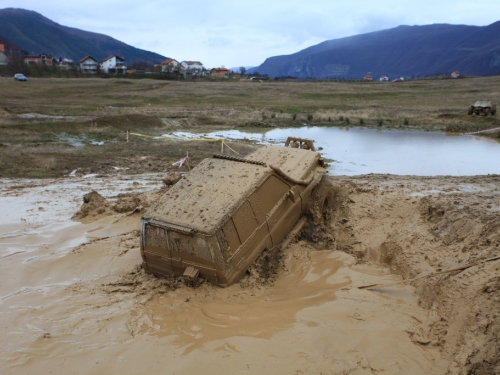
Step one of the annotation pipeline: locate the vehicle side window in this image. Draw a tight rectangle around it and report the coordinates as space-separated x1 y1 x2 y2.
249 175 289 223
145 225 168 253
232 200 259 244
218 219 241 259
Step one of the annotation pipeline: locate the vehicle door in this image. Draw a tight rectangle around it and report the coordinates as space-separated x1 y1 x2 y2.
249 175 302 246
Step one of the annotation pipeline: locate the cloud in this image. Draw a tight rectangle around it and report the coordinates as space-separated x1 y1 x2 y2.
4 0 500 68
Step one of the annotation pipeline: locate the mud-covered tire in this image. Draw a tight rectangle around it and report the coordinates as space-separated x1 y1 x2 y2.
301 178 335 243
309 178 335 225
142 261 152 274
468 106 473 115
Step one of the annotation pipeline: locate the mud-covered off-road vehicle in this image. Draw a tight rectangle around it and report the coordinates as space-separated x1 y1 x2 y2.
140 137 330 287
468 101 496 116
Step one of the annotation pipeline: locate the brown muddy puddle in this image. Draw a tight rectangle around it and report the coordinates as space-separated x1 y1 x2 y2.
144 250 348 352
0 176 450 374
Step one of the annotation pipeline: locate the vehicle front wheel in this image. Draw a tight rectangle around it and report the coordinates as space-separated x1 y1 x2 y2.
468 106 473 115
484 108 490 116
309 178 335 225
302 178 337 243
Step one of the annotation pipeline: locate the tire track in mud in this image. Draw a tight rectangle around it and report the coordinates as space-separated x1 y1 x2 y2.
429 263 498 345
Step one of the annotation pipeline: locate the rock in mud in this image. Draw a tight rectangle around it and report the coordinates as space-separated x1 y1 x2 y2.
72 191 112 220
162 172 183 186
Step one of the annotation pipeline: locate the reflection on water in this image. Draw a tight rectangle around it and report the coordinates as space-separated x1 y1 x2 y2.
174 127 500 176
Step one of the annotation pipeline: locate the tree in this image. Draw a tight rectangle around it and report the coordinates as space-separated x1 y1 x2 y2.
239 66 246 75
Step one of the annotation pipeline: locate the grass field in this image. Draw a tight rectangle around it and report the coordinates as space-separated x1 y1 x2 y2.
1 76 499 177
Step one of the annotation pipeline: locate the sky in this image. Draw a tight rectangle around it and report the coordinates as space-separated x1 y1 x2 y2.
3 1 500 69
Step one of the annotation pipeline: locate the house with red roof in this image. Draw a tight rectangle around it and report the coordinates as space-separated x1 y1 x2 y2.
0 44 8 66
451 71 460 78
211 67 229 78
24 53 53 66
160 58 180 73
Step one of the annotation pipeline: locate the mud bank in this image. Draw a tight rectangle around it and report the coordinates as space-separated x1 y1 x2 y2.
328 174 500 374
0 174 499 374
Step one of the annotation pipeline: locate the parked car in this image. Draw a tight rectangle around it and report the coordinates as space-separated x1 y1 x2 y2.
140 137 330 287
14 73 27 81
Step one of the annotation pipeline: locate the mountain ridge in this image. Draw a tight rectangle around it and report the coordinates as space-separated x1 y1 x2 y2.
0 8 167 64
250 22 500 78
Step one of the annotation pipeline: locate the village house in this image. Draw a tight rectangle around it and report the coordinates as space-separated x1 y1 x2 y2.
57 58 74 70
160 58 180 73
24 53 53 66
100 55 126 74
180 61 205 77
0 44 8 66
363 74 373 81
79 56 100 74
451 71 460 78
211 67 229 78
379 75 389 81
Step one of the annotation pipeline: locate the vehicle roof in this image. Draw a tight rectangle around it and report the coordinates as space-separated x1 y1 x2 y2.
474 101 492 106
247 145 320 182
143 145 321 234
143 158 269 233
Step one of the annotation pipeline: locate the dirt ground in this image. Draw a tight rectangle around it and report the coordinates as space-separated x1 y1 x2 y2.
1 172 498 374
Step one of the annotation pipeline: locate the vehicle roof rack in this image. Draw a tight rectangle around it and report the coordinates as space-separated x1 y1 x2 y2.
213 154 266 166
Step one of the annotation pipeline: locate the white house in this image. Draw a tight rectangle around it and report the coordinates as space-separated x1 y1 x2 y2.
80 56 99 74
101 55 126 74
379 75 389 81
181 61 205 76
181 61 204 70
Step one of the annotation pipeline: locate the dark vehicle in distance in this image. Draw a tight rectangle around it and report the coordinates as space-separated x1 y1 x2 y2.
468 101 496 116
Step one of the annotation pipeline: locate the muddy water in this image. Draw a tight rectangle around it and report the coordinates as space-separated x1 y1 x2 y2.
174 127 500 176
0 176 450 374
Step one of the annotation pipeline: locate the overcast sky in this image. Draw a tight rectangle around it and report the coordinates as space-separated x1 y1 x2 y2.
3 1 500 68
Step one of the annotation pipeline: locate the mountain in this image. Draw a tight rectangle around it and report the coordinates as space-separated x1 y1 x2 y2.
250 22 500 78
0 8 167 64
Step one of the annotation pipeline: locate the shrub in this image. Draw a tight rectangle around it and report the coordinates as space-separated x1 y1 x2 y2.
345 117 350 124
404 118 410 125
378 119 384 127
292 114 297 121
339 115 344 121
359 118 365 125
307 114 313 121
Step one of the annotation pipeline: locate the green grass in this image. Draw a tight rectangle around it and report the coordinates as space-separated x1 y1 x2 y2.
1 75 500 177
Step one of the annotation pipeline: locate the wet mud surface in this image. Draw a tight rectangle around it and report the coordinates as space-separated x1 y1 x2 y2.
1 173 499 374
